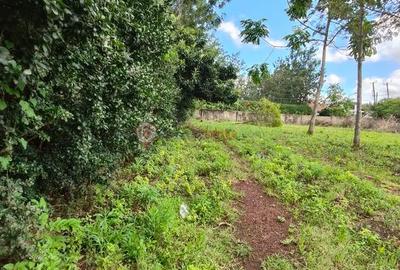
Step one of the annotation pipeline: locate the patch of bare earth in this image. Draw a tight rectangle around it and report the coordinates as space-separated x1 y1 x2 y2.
188 126 295 269
233 180 294 270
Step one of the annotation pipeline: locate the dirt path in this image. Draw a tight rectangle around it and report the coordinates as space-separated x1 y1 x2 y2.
225 145 294 270
189 126 294 269
233 180 293 270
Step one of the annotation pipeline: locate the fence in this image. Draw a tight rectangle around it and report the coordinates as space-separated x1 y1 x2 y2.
194 110 400 133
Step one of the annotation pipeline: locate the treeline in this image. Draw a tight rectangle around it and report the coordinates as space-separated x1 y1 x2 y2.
0 0 238 262
240 47 320 105
237 47 354 117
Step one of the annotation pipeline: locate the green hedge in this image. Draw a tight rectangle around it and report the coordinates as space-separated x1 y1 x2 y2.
371 98 400 119
196 100 311 115
279 103 312 115
195 99 282 127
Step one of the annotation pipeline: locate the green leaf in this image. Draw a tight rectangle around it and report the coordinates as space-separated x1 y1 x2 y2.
19 100 36 118
0 99 7 111
4 85 21 97
17 76 26 91
0 155 12 170
39 197 47 209
240 19 269 45
39 212 49 227
18 138 28 150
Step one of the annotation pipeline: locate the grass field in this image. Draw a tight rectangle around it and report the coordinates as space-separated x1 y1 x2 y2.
191 120 400 269
6 121 399 269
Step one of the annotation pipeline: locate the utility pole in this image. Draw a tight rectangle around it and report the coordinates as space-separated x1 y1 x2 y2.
372 82 376 105
386 82 390 99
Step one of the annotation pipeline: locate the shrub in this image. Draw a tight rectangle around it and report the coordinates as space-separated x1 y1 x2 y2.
0 0 180 260
279 103 312 115
371 98 400 119
4 137 238 269
252 98 283 127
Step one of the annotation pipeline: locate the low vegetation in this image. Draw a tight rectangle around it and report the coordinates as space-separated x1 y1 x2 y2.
192 120 400 269
5 119 400 269
1 1 399 268
4 136 241 269
196 99 282 127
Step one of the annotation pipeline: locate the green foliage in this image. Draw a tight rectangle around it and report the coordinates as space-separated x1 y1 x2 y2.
370 98 400 120
172 0 229 30
241 47 320 104
279 103 312 115
248 63 270 85
195 98 282 126
174 35 239 121
319 83 353 117
0 0 239 261
262 255 295 270
193 120 400 269
286 0 312 19
0 0 194 261
240 19 269 45
284 28 310 50
348 15 376 61
5 137 239 269
254 98 283 127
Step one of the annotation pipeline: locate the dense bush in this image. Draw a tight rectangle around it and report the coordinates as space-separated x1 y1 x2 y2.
0 0 240 262
279 103 312 115
4 137 238 269
319 106 352 117
0 0 183 260
371 98 400 119
253 98 283 127
174 30 239 121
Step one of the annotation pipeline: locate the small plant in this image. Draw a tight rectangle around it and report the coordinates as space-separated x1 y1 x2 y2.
262 255 294 270
235 242 252 257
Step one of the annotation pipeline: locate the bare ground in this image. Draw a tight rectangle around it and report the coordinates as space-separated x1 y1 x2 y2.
188 125 295 269
233 180 294 270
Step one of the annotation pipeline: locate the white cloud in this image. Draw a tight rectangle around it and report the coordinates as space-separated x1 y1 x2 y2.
326 74 343 85
317 46 352 63
218 20 285 48
218 21 243 46
360 69 400 103
366 35 400 63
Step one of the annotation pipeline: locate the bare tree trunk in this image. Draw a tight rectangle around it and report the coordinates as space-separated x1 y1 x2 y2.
307 16 331 135
353 4 364 148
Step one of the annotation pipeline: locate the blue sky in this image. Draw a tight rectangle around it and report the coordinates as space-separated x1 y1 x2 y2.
212 0 400 103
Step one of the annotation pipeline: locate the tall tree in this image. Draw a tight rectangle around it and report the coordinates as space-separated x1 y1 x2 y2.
244 47 319 104
171 0 239 120
286 0 350 135
347 0 374 148
346 0 399 147
172 0 229 30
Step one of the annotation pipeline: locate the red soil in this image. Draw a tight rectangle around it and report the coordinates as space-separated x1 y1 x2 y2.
233 181 294 270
